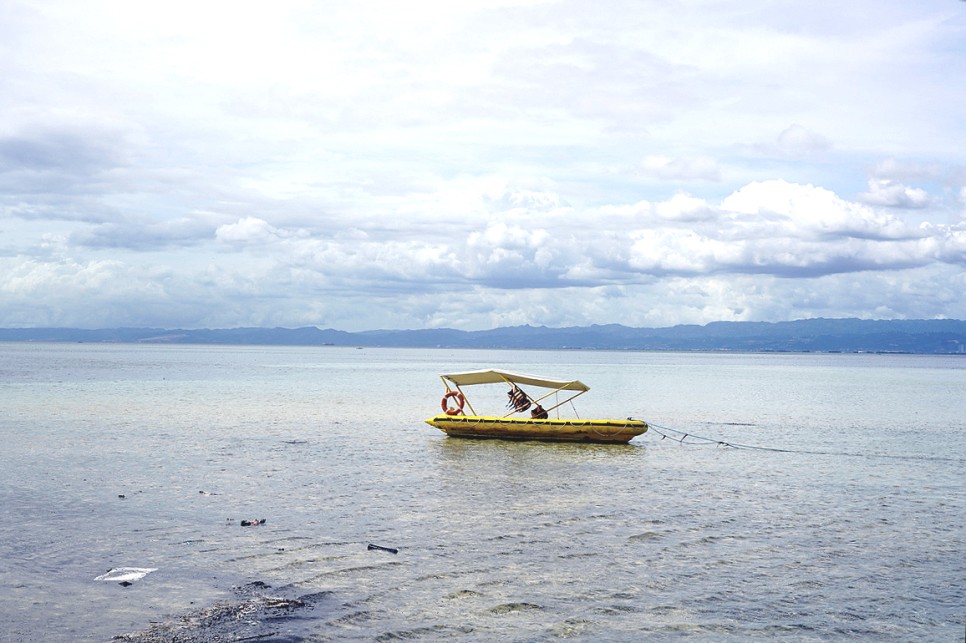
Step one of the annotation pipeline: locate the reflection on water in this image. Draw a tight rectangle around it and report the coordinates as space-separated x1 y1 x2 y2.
0 344 963 641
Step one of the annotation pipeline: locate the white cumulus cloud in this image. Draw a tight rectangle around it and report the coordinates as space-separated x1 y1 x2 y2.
1 0 964 330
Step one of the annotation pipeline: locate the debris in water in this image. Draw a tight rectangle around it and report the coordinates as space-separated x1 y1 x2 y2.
95 567 157 584
367 543 398 554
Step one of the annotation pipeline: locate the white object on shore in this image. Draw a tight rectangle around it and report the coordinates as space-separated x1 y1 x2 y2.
94 567 157 582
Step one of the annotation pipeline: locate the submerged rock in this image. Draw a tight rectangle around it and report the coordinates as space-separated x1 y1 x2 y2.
112 584 331 642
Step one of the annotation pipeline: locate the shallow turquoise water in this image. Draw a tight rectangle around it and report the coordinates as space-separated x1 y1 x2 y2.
1 344 963 640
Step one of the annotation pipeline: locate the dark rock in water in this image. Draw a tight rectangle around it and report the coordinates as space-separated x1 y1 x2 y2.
263 597 306 610
111 585 332 642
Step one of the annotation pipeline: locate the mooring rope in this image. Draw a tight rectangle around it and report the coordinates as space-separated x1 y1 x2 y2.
632 418 965 463
640 420 795 453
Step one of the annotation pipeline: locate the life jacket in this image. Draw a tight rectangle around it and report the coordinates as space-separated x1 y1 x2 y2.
506 384 531 412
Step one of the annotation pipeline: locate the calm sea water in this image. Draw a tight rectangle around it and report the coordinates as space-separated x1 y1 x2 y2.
0 343 963 641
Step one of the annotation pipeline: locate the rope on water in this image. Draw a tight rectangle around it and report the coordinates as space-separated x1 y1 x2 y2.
640 420 793 453
631 418 965 463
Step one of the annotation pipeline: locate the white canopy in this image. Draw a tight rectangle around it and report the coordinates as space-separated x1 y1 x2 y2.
441 369 589 392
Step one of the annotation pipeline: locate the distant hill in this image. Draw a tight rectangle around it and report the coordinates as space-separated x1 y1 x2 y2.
2 319 965 354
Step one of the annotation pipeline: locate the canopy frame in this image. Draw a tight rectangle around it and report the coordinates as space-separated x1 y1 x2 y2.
440 369 589 418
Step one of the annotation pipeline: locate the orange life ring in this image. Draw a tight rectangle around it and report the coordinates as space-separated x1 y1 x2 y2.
441 390 465 415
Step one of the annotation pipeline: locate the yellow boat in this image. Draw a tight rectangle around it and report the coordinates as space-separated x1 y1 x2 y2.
425 369 648 444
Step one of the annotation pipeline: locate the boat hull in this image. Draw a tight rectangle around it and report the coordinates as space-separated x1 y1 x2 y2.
425 415 648 444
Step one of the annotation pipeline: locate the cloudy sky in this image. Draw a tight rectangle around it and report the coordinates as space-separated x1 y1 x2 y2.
2 0 965 331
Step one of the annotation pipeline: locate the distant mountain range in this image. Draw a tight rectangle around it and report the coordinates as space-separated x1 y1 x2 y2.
2 319 965 354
